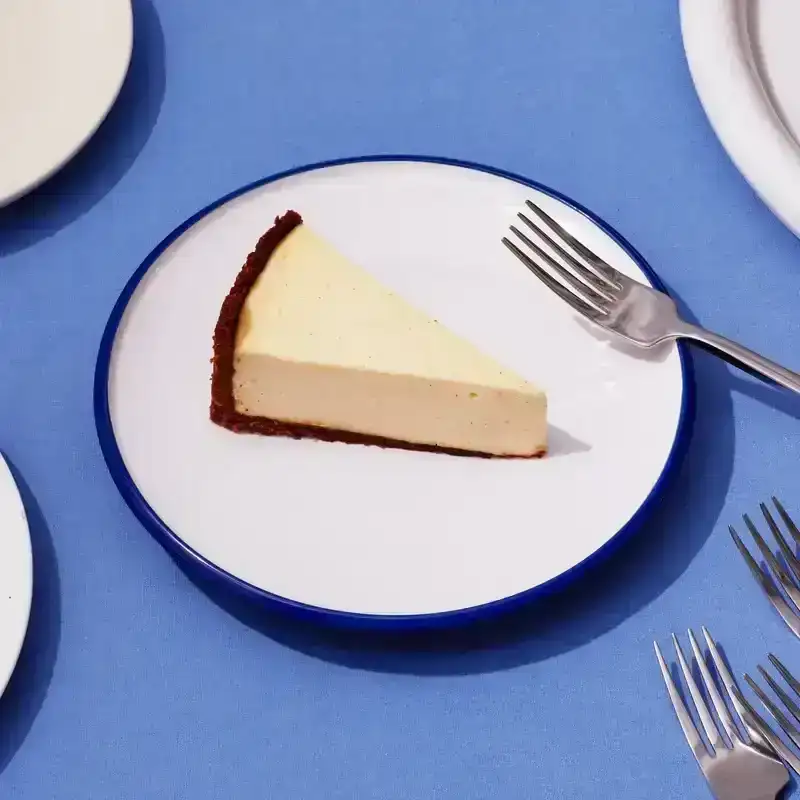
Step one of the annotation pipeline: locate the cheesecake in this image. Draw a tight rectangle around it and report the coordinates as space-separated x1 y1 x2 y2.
210 211 547 458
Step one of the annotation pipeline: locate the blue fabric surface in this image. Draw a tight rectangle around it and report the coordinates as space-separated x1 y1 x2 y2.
0 1 799 797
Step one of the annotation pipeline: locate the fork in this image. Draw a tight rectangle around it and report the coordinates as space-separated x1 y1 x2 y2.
502 200 800 394
744 652 800 776
655 628 789 799
729 499 800 639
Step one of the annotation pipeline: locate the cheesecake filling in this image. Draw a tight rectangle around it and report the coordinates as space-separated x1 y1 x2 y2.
234 355 547 456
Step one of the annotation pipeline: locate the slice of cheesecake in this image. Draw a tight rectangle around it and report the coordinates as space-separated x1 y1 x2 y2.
211 211 547 458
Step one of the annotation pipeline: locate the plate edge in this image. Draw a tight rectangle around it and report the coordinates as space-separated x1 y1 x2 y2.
679 0 800 238
0 453 34 694
0 0 135 209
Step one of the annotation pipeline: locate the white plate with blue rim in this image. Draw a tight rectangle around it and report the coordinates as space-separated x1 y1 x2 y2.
94 157 693 628
0 454 32 692
0 0 133 207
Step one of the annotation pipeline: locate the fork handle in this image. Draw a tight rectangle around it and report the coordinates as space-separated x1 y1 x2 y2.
681 325 800 394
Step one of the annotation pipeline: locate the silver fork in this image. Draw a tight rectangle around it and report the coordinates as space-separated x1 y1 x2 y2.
655 628 789 799
503 200 800 394
729 499 800 639
745 653 800 776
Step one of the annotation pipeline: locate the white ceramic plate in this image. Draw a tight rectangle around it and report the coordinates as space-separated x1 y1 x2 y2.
95 158 692 626
0 454 33 692
681 0 800 237
0 0 133 207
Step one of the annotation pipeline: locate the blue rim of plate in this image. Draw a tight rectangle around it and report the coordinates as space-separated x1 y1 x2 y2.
93 154 695 630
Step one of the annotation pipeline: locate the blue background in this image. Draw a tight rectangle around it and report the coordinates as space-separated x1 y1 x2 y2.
1 1 799 797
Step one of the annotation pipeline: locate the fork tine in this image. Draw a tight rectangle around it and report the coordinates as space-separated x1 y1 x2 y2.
773 498 800 547
746 510 800 624
744 514 794 588
730 525 773 591
768 654 800 699
673 634 726 751
688 630 740 744
731 684 800 774
758 665 800 723
516 212 617 297
508 225 611 309
702 627 767 749
761 503 800 584
654 641 708 763
524 200 623 286
502 237 604 321
744 514 800 605
729 526 800 639
745 673 800 751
